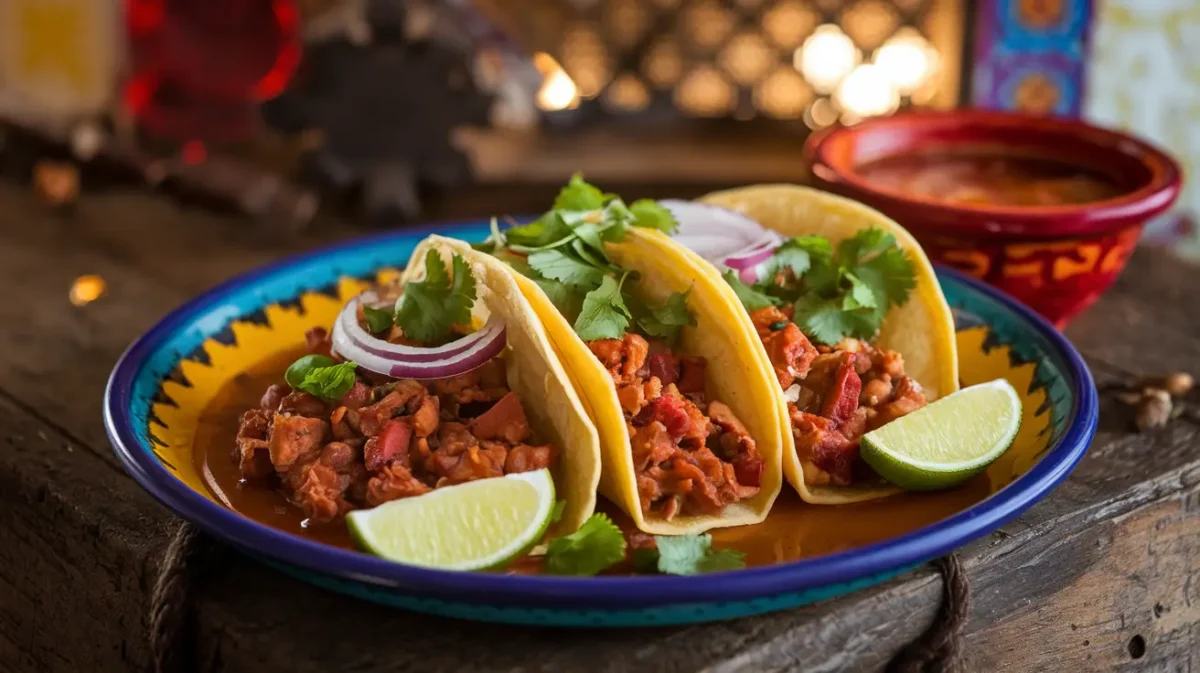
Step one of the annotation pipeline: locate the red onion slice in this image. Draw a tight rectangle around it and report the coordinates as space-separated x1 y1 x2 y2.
330 293 507 380
661 199 768 262
723 235 781 270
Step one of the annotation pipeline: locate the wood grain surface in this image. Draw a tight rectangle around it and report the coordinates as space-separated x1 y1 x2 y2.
0 180 1197 672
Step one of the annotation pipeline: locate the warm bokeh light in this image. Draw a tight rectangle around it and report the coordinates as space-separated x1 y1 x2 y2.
533 53 580 111
805 96 839 129
873 29 938 94
795 24 859 94
69 274 106 307
834 63 899 119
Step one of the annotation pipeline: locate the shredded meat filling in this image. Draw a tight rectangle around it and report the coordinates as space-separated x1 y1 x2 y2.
748 307 928 485
588 334 762 520
235 346 558 525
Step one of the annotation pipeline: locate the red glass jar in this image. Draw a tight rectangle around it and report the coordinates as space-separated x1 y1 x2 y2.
123 0 300 143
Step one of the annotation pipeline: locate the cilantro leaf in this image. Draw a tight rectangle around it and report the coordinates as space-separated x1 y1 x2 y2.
550 500 566 523
574 274 631 341
636 289 694 344
630 199 678 234
544 513 627 576
528 248 605 288
570 236 613 270
837 227 891 265
285 355 358 400
696 547 747 572
792 294 858 345
572 222 609 261
768 235 831 278
646 534 746 575
505 213 572 249
553 173 607 212
362 304 394 333
536 277 586 323
852 242 916 309
394 250 476 345
723 270 782 311
842 271 878 311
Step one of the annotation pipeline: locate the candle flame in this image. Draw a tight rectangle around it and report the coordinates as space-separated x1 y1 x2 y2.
533 52 579 112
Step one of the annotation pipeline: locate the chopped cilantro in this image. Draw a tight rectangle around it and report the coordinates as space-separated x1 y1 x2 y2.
636 534 746 575
394 249 477 345
361 304 394 333
574 274 631 341
284 355 358 401
723 227 916 345
544 513 627 576
723 270 781 311
635 289 695 345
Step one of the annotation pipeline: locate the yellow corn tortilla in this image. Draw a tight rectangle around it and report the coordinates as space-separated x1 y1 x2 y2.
402 237 601 535
696 185 960 505
427 233 785 535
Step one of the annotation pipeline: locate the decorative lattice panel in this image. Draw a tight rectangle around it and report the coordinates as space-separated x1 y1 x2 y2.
516 0 962 127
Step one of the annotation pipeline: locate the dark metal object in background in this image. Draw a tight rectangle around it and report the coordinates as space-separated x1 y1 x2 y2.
263 0 492 226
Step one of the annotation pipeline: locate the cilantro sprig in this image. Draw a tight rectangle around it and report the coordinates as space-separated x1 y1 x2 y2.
481 174 690 343
726 227 916 345
392 249 477 345
285 355 358 401
540 514 746 576
544 513 627 576
354 250 479 344
633 534 746 575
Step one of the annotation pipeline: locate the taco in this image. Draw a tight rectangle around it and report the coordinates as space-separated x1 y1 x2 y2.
463 177 786 535
666 184 959 504
233 236 601 535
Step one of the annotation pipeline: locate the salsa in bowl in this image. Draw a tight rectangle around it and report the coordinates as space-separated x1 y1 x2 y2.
805 109 1182 326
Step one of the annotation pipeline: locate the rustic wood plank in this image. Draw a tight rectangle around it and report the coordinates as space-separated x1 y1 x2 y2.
1 183 1199 673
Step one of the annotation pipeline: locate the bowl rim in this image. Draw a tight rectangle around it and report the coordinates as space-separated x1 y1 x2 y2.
104 220 1099 610
805 109 1183 240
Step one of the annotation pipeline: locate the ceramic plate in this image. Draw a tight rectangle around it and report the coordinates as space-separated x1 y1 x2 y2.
105 220 1098 627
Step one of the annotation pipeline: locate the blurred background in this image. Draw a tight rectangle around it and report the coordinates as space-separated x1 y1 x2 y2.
0 0 1195 256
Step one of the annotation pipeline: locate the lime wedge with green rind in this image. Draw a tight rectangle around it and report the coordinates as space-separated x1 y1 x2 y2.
860 379 1022 491
346 469 555 570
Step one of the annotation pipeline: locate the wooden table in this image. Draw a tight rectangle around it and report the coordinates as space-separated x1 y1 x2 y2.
1 179 1198 672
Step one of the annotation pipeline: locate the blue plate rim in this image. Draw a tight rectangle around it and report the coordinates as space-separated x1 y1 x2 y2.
104 218 1098 610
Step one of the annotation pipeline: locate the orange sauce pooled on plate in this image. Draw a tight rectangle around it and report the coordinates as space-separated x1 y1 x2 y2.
195 351 994 572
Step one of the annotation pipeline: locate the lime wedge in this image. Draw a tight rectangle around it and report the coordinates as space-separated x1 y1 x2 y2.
860 379 1022 491
346 469 555 570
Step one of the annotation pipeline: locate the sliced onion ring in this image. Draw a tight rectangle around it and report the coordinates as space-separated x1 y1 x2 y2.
723 234 781 270
331 293 507 380
337 292 482 362
661 199 767 262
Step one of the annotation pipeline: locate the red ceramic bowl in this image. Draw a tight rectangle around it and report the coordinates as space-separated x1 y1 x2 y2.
804 109 1182 328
